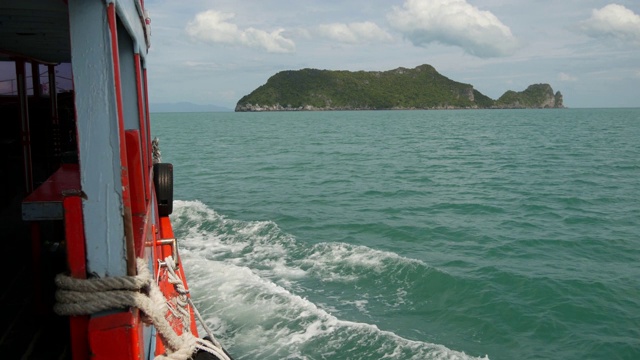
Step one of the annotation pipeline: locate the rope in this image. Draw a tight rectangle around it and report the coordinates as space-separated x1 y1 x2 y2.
163 257 228 353
163 257 191 333
152 137 162 164
54 257 231 360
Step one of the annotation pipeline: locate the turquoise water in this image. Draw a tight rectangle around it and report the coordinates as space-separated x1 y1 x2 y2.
152 109 640 360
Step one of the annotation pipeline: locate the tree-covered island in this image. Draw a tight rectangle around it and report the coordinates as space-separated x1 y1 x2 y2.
235 64 564 111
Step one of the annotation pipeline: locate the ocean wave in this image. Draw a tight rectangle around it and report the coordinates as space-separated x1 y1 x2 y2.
184 255 486 360
172 200 488 360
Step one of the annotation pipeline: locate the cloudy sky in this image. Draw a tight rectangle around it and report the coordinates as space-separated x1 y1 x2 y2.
145 0 640 109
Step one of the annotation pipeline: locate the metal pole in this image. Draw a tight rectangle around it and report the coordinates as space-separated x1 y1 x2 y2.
16 60 33 193
32 62 41 98
49 65 61 158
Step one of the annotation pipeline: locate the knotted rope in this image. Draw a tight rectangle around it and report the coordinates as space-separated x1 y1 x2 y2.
163 256 192 333
54 257 230 360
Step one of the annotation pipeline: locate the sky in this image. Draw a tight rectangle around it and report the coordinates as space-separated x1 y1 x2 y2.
145 0 640 109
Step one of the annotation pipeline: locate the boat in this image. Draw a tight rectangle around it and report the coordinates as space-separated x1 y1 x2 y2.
0 1 231 359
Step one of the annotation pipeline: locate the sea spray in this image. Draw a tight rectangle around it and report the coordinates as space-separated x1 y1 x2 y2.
173 200 488 360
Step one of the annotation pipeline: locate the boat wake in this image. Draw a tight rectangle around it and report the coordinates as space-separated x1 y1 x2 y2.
172 200 488 360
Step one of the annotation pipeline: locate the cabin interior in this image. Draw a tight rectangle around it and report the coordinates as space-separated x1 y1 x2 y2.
0 63 75 358
0 60 75 360
1 2 78 358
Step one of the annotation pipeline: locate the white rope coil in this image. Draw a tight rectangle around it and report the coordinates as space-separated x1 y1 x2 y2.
54 257 230 360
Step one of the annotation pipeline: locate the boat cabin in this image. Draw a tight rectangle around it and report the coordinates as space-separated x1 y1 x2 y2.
0 1 207 359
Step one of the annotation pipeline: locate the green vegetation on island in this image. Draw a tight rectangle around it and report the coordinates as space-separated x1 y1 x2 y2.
235 64 564 111
495 84 564 109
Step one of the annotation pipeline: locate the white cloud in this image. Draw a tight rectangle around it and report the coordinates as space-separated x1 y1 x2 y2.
578 4 640 46
387 0 519 57
186 10 295 53
558 72 578 82
316 22 393 44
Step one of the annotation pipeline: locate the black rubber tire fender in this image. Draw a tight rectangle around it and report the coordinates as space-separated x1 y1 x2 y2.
153 163 173 216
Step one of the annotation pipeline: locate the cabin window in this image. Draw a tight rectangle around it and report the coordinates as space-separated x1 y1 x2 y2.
0 60 76 198
0 62 72 96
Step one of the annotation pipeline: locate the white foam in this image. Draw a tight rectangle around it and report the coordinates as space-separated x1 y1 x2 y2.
172 200 489 359
184 256 486 360
300 242 427 284
172 200 428 289
173 200 304 283
343 299 369 314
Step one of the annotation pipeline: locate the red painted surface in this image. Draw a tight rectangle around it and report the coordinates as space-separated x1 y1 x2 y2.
139 204 153 259
64 196 89 360
107 3 130 210
126 130 147 258
107 3 136 276
22 166 80 316
158 215 174 240
157 216 200 336
133 53 150 201
23 164 80 204
126 130 145 216
64 196 87 278
89 309 143 360
156 217 183 336
143 69 152 176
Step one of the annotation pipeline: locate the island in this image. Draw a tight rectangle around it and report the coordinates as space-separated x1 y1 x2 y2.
235 64 564 111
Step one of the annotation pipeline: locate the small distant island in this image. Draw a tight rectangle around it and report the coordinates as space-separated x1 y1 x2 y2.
235 64 564 111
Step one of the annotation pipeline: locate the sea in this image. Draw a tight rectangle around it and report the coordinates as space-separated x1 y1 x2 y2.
151 109 640 360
